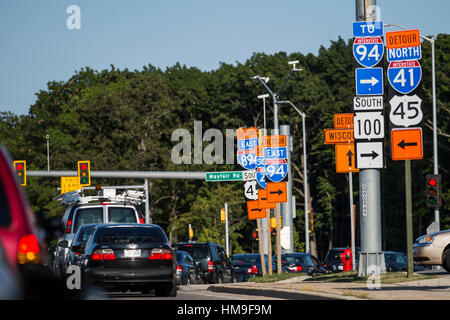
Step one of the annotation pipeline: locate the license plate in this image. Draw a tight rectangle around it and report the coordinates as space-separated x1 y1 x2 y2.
124 249 141 258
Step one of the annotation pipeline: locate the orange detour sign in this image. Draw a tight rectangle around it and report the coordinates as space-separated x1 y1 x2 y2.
247 200 267 220
385 29 421 49
323 129 354 144
266 182 287 203
391 128 423 161
263 135 287 148
236 127 258 140
335 144 359 173
334 113 354 129
258 189 276 210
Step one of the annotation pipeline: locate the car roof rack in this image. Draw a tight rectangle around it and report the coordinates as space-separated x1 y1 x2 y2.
53 189 146 206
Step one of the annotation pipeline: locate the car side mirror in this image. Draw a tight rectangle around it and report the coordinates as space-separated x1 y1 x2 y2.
58 240 69 248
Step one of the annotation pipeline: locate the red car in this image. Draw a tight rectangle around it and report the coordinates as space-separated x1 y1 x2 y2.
0 145 44 268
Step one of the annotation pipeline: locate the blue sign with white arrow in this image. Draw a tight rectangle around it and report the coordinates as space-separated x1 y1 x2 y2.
387 60 422 94
355 67 384 96
352 21 383 37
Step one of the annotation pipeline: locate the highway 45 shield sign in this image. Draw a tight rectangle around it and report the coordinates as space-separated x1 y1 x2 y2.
353 37 384 68
388 60 422 94
265 159 288 183
389 94 423 128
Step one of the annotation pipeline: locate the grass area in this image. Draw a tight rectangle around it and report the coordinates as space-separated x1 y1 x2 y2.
249 271 437 284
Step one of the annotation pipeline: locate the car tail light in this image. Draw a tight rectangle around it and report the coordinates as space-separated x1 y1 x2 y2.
17 234 40 264
139 217 144 224
177 265 183 273
149 248 173 260
66 219 72 233
288 266 303 272
91 249 116 260
246 265 258 274
208 260 214 272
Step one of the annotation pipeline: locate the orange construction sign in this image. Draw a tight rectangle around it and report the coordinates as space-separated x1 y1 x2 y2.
385 29 421 49
263 135 287 148
391 128 423 161
335 144 359 173
266 182 287 203
247 200 267 220
334 113 354 129
258 189 276 210
323 128 354 144
236 127 258 140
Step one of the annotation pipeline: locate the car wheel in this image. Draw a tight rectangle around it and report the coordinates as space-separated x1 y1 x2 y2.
443 249 450 273
155 283 177 297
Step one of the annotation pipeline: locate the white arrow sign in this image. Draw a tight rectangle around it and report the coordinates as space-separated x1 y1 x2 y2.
360 76 379 86
356 141 384 169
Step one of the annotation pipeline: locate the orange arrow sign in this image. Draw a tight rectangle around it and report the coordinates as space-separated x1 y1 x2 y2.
391 128 423 160
258 189 277 209
266 182 287 203
247 200 267 220
335 144 359 173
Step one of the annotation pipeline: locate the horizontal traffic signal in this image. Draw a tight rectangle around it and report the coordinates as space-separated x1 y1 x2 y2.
13 160 26 186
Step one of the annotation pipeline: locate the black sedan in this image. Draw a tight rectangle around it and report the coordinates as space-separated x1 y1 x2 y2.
231 253 268 282
59 224 97 273
175 250 204 285
384 251 424 272
80 224 177 296
273 252 330 276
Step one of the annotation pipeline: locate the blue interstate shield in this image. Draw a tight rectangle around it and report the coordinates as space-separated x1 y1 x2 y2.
388 60 422 95
237 149 257 170
264 159 288 183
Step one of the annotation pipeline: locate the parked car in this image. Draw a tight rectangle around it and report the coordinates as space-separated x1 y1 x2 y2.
0 240 22 299
384 251 424 272
80 224 177 296
175 250 204 285
53 196 144 278
56 224 97 277
231 253 268 282
414 229 450 273
273 252 330 276
323 247 360 272
172 242 235 284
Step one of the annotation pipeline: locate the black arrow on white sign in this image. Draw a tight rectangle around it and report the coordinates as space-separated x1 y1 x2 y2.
398 140 418 149
360 150 379 159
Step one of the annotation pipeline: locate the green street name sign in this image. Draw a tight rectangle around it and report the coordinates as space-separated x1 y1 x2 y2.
205 171 243 182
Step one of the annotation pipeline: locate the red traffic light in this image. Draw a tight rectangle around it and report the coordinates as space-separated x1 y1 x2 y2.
428 178 437 187
16 163 23 170
80 164 88 170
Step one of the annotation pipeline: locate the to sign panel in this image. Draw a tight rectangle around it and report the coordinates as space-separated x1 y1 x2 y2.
354 112 385 140
388 60 422 95
352 21 384 37
353 37 384 68
355 67 384 95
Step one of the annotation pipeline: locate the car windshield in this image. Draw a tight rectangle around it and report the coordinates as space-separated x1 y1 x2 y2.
73 225 96 245
108 207 137 223
232 255 260 263
95 227 167 245
175 245 210 261
74 207 103 233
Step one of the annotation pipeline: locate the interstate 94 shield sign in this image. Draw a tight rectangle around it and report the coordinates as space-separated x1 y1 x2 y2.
264 158 288 183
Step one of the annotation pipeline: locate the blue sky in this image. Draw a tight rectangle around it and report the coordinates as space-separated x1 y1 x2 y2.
1 0 449 115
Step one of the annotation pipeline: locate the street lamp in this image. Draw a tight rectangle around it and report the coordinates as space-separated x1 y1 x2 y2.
384 23 439 231
278 100 309 254
257 94 270 130
46 134 50 172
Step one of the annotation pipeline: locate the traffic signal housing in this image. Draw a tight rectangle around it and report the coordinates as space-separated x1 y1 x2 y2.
426 174 441 208
13 160 26 186
77 160 91 186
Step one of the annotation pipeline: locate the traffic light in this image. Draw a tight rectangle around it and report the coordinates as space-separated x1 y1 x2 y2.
308 210 314 234
252 229 259 241
13 160 26 186
77 160 91 186
188 226 193 240
426 174 441 208
220 208 226 223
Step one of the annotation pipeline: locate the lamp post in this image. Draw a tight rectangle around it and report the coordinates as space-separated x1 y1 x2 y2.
278 100 309 254
384 23 439 231
46 134 50 172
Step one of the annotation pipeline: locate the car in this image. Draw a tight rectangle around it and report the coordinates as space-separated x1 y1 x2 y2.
0 240 22 299
323 247 360 272
273 252 330 276
172 242 235 284
231 253 269 282
383 251 424 272
58 224 97 274
413 229 450 273
175 250 204 285
53 192 144 278
80 223 177 296
0 145 45 269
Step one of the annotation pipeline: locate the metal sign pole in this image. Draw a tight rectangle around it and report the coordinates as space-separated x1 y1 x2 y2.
225 203 230 256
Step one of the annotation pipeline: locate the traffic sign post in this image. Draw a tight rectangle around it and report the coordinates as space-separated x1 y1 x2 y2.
391 128 423 161
323 128 354 144
388 94 423 128
247 200 266 220
355 67 384 95
335 144 359 173
387 60 422 95
353 37 384 68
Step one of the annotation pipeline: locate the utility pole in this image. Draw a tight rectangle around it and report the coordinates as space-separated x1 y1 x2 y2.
46 135 50 172
224 203 230 256
355 0 386 277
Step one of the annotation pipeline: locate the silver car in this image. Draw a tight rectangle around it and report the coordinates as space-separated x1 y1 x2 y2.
413 229 450 272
